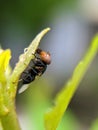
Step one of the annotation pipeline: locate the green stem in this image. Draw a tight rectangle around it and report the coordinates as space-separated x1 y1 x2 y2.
1 101 21 130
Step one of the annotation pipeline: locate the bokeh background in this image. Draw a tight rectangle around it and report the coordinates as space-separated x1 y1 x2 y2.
0 0 98 130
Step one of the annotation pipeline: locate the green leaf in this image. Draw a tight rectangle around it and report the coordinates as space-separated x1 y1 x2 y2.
44 35 98 130
8 28 50 98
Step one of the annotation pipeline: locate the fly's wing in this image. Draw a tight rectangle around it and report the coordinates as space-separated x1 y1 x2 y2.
18 84 29 94
18 77 30 94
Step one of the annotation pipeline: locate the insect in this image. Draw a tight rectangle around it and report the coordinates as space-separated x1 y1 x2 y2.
18 48 51 93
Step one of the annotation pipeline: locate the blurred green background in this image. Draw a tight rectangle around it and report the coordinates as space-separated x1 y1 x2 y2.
0 0 98 130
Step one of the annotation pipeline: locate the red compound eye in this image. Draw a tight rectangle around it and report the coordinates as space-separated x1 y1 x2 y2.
36 48 51 65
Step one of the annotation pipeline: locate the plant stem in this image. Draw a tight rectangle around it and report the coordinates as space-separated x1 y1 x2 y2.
1 101 21 130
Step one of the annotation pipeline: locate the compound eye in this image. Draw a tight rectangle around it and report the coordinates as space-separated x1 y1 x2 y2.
40 51 51 64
